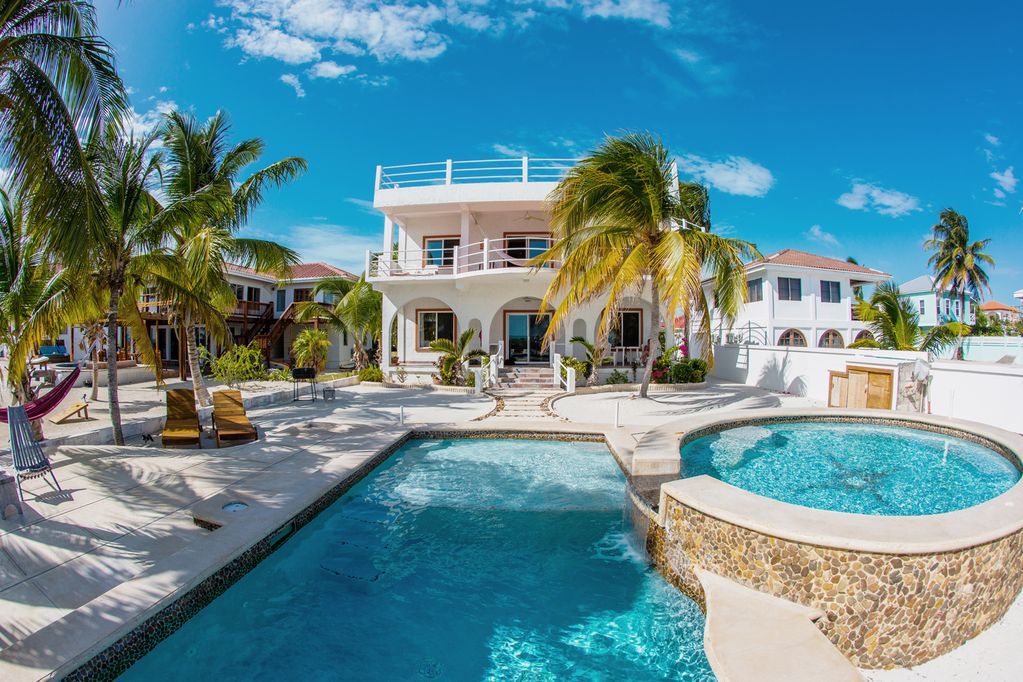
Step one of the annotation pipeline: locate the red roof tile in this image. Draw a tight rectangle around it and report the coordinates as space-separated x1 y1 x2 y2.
751 249 889 277
225 261 357 281
980 300 1017 312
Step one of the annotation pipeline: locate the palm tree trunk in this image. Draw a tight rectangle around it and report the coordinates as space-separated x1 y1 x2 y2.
958 292 966 360
639 279 661 398
90 346 100 402
353 339 366 371
107 287 124 446
184 315 211 406
13 373 45 441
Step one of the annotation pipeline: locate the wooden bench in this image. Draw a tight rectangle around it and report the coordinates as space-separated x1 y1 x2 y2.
49 402 89 424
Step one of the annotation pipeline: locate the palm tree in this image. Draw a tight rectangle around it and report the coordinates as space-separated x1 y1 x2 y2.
160 110 305 405
569 334 604 385
855 283 966 353
81 129 189 444
533 133 757 398
429 329 489 386
925 209 994 358
291 328 330 372
295 276 382 371
0 0 126 234
0 185 95 424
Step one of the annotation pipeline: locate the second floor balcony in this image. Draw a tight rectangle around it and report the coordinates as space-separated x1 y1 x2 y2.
367 236 560 280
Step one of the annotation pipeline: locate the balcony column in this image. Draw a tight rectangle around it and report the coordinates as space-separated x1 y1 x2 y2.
382 215 394 255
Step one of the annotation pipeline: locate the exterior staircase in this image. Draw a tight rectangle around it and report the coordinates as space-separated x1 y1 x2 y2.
483 365 562 420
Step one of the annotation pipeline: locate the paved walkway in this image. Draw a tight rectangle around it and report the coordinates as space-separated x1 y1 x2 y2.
482 387 562 420
552 381 820 426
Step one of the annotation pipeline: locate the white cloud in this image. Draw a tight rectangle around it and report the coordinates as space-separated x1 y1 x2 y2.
249 223 381 274
492 143 530 157
836 181 921 218
279 73 305 97
158 85 169 93
578 0 671 28
228 16 322 64
985 133 1001 147
991 166 1017 194
677 154 774 197
124 100 178 139
804 224 839 247
308 60 356 79
994 188 1007 200
345 197 377 214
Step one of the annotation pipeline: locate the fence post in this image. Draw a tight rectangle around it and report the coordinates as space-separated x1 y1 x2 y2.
445 159 453 185
567 367 576 393
399 405 405 426
522 156 529 182
375 165 382 190
473 368 483 395
614 400 621 428
482 238 490 270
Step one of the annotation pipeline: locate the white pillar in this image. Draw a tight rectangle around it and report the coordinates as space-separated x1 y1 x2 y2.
459 210 470 272
383 216 394 253
381 297 398 373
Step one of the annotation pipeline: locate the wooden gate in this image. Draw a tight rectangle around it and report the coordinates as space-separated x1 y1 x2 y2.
828 365 894 410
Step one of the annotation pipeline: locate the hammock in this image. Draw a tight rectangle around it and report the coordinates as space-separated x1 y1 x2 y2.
0 366 81 424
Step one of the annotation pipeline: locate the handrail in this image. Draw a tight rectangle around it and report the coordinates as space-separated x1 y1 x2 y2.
551 352 576 393
376 156 580 190
368 237 559 279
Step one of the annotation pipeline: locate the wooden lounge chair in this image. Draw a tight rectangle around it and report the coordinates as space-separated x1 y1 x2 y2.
6 405 61 502
212 390 257 448
162 389 201 448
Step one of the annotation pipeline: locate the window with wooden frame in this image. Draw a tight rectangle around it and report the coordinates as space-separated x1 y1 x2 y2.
608 310 642 348
777 277 801 301
778 328 807 347
424 237 460 267
294 288 313 302
417 310 456 349
818 329 844 348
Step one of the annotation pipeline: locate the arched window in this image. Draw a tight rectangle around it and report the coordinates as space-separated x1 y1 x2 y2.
818 330 844 348
778 329 807 347
854 330 874 342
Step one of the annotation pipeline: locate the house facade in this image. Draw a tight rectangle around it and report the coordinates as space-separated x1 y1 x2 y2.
979 300 1021 324
366 157 657 381
896 275 978 329
54 262 361 371
701 249 891 349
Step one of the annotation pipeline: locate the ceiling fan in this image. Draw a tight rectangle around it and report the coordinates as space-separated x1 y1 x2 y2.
512 212 545 223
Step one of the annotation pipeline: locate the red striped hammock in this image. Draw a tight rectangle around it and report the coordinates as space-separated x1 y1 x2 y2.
0 366 81 423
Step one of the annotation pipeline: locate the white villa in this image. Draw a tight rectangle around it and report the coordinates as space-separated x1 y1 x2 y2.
51 261 362 373
897 275 977 329
366 158 657 381
701 249 891 349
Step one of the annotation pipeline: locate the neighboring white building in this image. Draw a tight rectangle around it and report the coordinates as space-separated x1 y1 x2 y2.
366 157 657 381
981 300 1021 324
896 275 977 329
701 249 890 349
53 261 362 372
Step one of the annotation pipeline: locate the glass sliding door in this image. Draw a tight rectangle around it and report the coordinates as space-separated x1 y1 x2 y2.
506 313 552 363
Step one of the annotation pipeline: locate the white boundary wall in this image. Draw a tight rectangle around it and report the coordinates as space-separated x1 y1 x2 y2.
712 344 1023 433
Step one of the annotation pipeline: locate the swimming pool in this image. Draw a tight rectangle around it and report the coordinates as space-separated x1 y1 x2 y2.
120 439 713 680
680 421 1020 516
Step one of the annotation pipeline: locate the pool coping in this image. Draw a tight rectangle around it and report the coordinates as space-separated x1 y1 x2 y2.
0 422 616 681
638 408 1023 555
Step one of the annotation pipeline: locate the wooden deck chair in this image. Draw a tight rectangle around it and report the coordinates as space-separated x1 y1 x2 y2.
6 405 61 502
212 390 257 448
162 389 201 448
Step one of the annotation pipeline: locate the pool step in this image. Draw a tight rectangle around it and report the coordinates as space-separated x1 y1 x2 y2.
483 386 563 420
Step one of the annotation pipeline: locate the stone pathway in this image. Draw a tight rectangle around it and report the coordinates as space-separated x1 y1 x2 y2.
483 387 563 420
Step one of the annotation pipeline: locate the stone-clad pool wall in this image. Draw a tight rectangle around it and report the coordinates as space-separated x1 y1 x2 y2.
647 497 1023 669
635 411 1023 669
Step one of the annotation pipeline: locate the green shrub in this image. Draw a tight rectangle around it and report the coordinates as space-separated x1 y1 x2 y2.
465 371 476 388
848 338 881 349
606 369 629 385
560 357 588 382
267 368 292 382
358 365 384 382
669 357 707 384
201 343 268 388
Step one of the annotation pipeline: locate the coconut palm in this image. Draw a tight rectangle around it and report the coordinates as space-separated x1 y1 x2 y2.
295 276 381 371
855 282 966 353
0 185 96 421
0 0 126 232
160 110 304 405
534 133 758 398
925 209 994 357
429 329 489 386
291 328 330 372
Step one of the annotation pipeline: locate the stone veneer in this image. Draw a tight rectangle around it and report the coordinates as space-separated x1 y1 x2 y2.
640 412 1023 670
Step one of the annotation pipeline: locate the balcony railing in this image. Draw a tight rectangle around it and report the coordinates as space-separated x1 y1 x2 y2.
227 300 273 319
368 237 560 278
376 157 578 190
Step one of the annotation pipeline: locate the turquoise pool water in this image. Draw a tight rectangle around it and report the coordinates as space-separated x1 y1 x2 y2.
680 422 1019 516
121 439 713 681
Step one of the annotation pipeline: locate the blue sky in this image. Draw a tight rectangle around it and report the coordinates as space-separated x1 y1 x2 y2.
97 1 1022 302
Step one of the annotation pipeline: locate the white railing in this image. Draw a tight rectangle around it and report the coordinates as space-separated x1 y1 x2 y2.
551 352 576 393
376 157 578 190
368 237 559 279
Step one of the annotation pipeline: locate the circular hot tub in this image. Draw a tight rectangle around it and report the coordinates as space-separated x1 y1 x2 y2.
680 421 1020 516
634 408 1023 669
